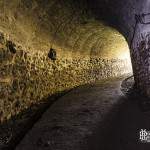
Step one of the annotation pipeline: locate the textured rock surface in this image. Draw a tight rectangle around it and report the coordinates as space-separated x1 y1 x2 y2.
0 32 131 122
0 0 131 59
0 0 133 122
132 29 150 97
87 0 150 97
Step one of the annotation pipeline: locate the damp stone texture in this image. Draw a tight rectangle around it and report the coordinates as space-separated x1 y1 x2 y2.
0 0 133 122
0 32 131 122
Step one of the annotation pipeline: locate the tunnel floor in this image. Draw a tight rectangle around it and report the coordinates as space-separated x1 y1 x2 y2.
15 77 150 150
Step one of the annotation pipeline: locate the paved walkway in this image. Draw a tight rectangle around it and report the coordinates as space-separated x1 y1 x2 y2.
15 78 150 150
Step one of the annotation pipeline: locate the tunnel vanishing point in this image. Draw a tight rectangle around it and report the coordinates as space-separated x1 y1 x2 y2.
0 0 150 123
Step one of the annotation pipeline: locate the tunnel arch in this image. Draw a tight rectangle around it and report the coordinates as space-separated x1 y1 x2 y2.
0 0 141 122
86 0 150 97
0 0 135 58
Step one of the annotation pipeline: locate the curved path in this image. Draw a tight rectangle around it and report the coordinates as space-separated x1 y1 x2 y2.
15 78 150 150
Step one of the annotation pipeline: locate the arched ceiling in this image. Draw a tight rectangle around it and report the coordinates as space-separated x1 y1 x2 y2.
0 0 135 59
0 0 134 124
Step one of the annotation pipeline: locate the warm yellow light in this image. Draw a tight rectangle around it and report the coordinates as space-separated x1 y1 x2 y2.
119 50 131 60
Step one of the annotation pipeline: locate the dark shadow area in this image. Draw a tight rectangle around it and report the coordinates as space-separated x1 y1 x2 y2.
0 88 73 150
86 0 132 42
86 0 118 24
87 87 150 150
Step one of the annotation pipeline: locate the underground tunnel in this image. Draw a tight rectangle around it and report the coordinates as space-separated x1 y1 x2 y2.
0 0 150 150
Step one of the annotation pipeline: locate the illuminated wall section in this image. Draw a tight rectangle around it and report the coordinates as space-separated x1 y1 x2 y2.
0 0 132 122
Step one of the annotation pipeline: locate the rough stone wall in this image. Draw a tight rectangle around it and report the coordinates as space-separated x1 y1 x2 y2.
87 0 150 97
120 0 150 97
132 30 150 96
0 0 91 55
0 0 130 59
0 0 133 122
0 32 131 122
